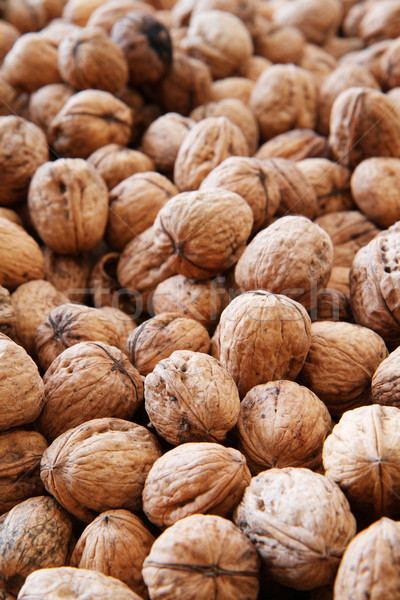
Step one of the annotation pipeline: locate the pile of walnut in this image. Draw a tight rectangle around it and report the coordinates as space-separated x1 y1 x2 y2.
1 0 400 598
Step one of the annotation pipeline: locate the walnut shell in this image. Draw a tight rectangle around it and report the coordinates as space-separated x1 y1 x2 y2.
235 216 334 312
0 429 48 515
144 350 240 445
172 0 256 29
212 291 311 398
0 496 72 596
40 417 162 522
99 307 136 351
234 468 356 590
359 0 400 45
85 0 155 32
273 0 342 45
297 158 353 217
298 43 338 86
43 247 91 304
107 172 177 251
371 345 400 408
152 188 253 280
255 129 328 162
209 76 255 105
28 83 74 133
37 341 143 441
48 89 132 159
237 380 332 474
0 21 20 63
89 252 123 309
70 510 154 598
87 144 155 191
323 405 400 518
252 17 305 65
0 336 45 431
380 37 400 90
35 303 120 371
142 514 260 600
143 442 250 528
18 567 143 600
0 0 47 33
339 40 391 86
0 219 44 291
0 286 15 340
39 17 82 45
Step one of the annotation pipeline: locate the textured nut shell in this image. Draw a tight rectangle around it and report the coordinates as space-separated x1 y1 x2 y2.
143 442 250 528
209 76 255 105
339 40 391 85
70 510 154 598
88 144 155 191
212 291 311 398
89 252 122 309
18 567 143 600
233 468 356 590
255 129 328 162
252 17 305 65
0 496 72 596
37 341 143 441
372 345 400 407
323 405 400 517
153 188 253 280
35 303 120 371
29 83 74 133
0 219 44 291
0 429 48 514
334 517 400 600
297 158 353 217
0 287 15 340
141 113 194 174
43 247 91 304
359 0 400 45
298 43 338 84
0 209 21 227
273 0 342 45
144 350 240 445
40 417 162 522
237 381 332 474
11 280 67 356
86 0 155 33
172 0 256 28
0 336 44 431
99 307 136 351
143 514 260 600
0 21 19 62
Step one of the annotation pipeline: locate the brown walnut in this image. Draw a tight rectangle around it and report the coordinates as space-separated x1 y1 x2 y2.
255 129 328 162
372 345 400 408
273 0 342 45
43 247 91 304
87 144 155 191
28 83 74 133
297 158 353 217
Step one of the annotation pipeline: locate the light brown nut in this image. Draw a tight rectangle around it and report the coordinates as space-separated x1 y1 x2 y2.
237 380 332 474
236 55 272 81
0 335 44 431
297 158 353 217
0 21 20 63
0 429 48 515
273 0 342 45
0 496 72 596
323 35 364 60
18 567 143 600
0 287 15 340
380 37 400 90
0 208 21 227
28 83 74 133
43 247 91 304
359 0 400 45
334 517 400 600
142 514 260 600
372 345 400 408
40 417 162 522
143 442 250 528
141 113 194 175
300 321 387 417
39 17 82 45
298 43 338 85
209 76 255 105
89 252 123 309
235 216 334 312
0 0 47 33
144 350 240 445
152 188 253 280
0 116 49 207
233 468 356 590
99 307 136 351
35 303 120 371
312 289 351 323
339 39 391 87
200 156 279 233
87 144 155 191
37 341 143 441
126 313 210 376
211 291 311 398
173 116 249 191
70 510 154 598
48 89 132 159
28 158 109 255
249 64 317 143
255 129 328 162
172 0 256 29
58 26 128 93
86 0 155 33
323 405 400 518
0 76 17 118
251 16 305 65
107 172 177 251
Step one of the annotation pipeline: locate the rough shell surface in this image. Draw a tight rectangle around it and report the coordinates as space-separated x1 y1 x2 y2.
0 219 44 291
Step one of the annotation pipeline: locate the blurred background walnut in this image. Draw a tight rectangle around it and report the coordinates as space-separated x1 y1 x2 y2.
88 144 155 191
29 83 74 133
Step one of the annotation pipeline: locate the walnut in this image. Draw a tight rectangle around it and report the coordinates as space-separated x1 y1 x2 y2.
189 98 259 156
371 345 400 408
142 514 260 600
312 285 351 323
87 144 155 191
233 468 356 590
0 116 48 206
62 0 110 26
126 313 210 376
0 429 48 515
40 417 162 522
152 275 229 330
18 567 143 600
70 510 154 598
379 37 400 90
153 188 253 279
273 0 342 45
341 0 368 36
300 321 387 417
323 405 400 518
57 26 128 94
0 21 20 63
0 208 21 227
211 291 311 398
143 442 250 528
11 280 67 356
35 302 121 371
237 380 332 474
236 55 272 81
209 76 255 105
0 496 72 596
39 17 82 45
334 517 400 599
0 287 15 340
323 35 364 60
0 76 17 117
339 40 391 87
1 33 60 92
48 90 132 159
99 307 136 350
180 10 253 79
249 64 317 142
251 16 305 64
359 0 400 45
89 252 124 309
28 158 109 255
43 247 91 304
86 0 155 34
107 172 177 251
0 218 44 291
28 83 74 133
235 216 334 311
172 0 256 29
0 0 47 33
298 43 338 85
329 87 400 168
256 129 328 162
297 158 353 217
